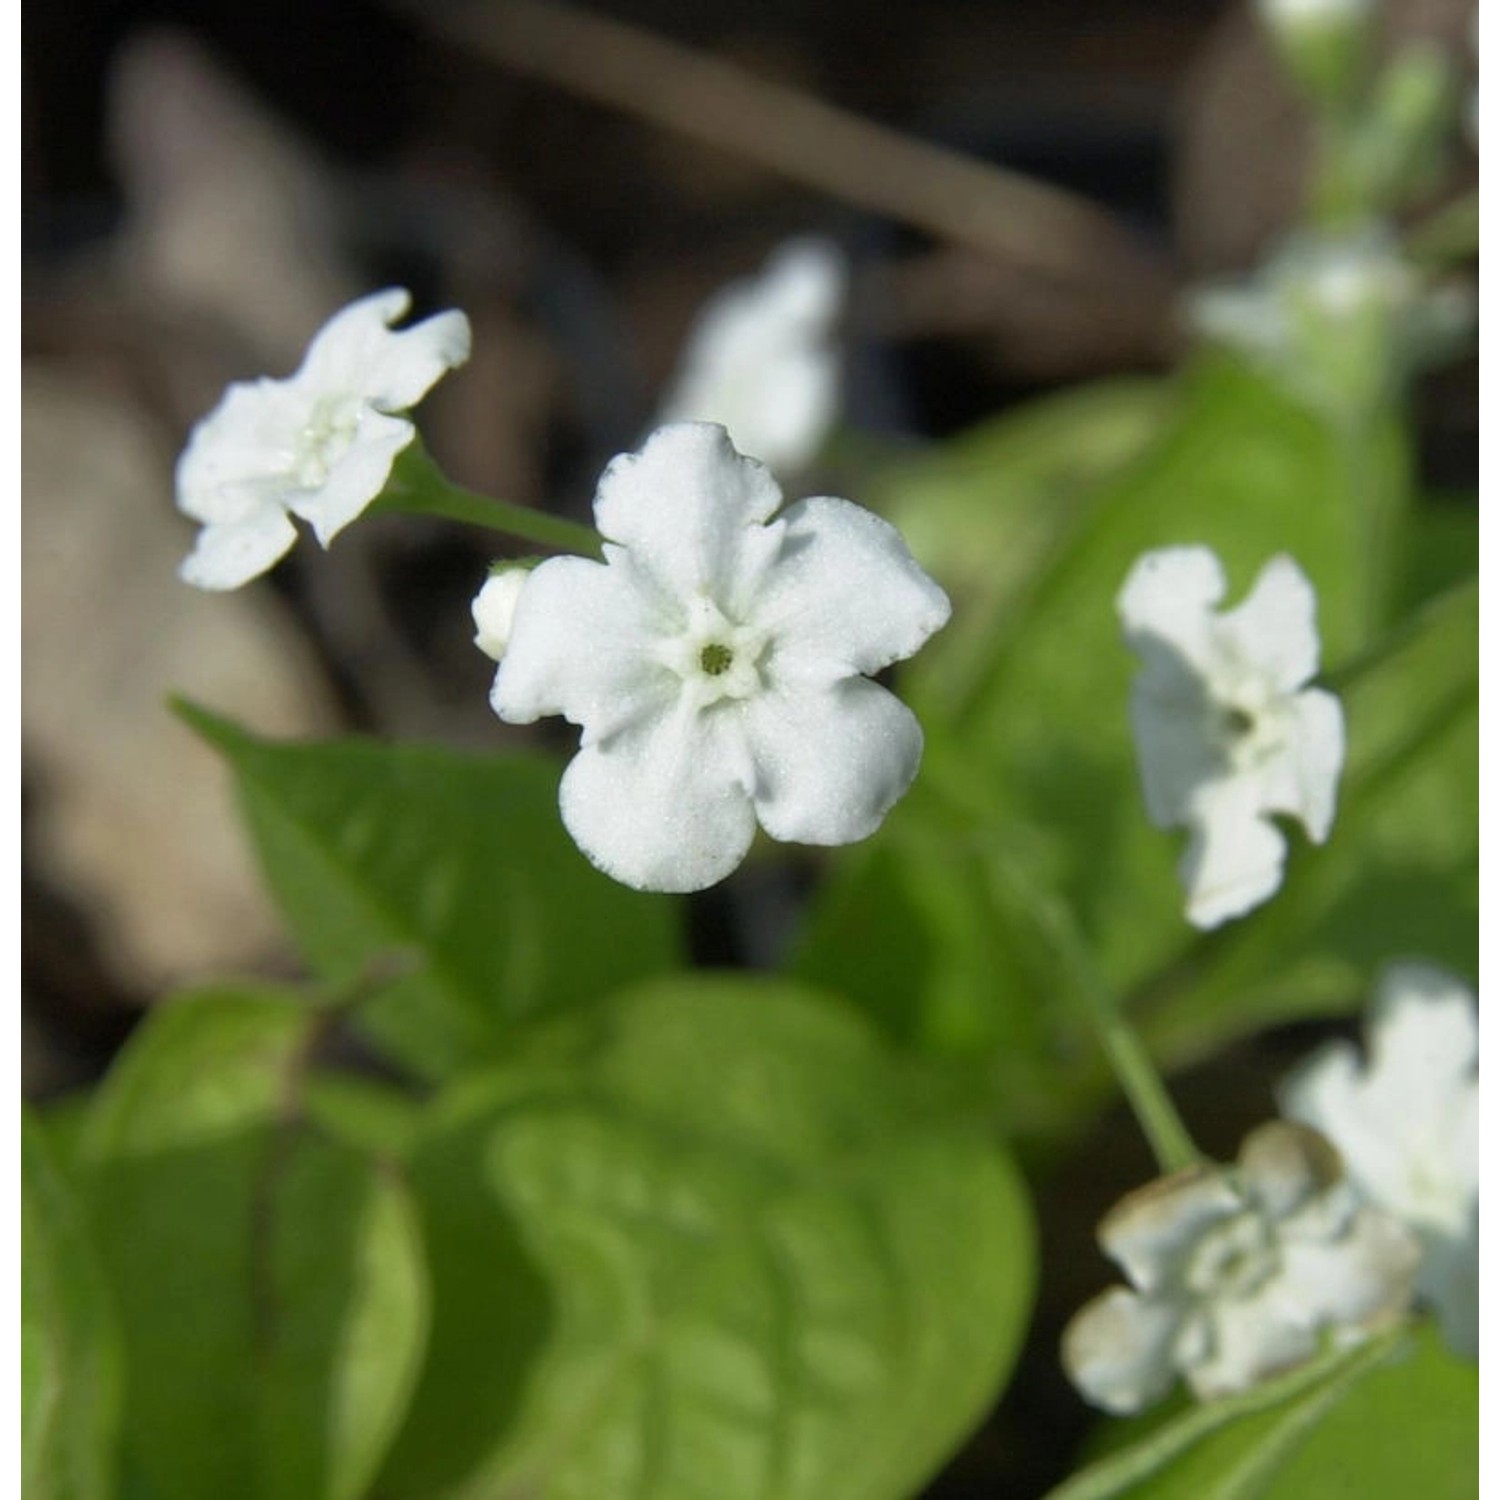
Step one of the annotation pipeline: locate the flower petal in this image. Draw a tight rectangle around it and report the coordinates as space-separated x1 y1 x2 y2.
1062 1287 1183 1415
1097 1166 1241 1294
178 508 299 591
289 409 413 546
592 423 784 602
558 701 758 893
296 288 471 411
1220 554 1322 691
1184 1293 1319 1401
754 496 952 682
1259 688 1344 842
1179 774 1289 929
743 677 924 845
1127 670 1221 829
1117 546 1228 677
175 380 303 524
492 553 676 743
1271 1205 1419 1334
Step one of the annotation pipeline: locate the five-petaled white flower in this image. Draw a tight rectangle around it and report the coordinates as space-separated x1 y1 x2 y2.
489 422 950 892
658 238 845 475
1280 962 1478 1357
176 287 471 590
1062 1120 1420 1415
1118 546 1345 929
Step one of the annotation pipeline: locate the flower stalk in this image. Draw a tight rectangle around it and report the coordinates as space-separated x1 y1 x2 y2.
379 440 605 559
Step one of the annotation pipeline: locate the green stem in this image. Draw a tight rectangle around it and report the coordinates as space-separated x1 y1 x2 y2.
1404 191 1478 271
379 440 605 558
991 856 1202 1174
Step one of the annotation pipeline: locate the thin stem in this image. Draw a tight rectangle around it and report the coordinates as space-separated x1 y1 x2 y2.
379 441 604 559
991 855 1202 1174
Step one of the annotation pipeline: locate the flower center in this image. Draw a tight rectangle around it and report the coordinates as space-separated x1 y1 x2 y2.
1185 1210 1278 1300
700 642 735 677
1207 663 1288 775
294 397 363 488
657 594 767 708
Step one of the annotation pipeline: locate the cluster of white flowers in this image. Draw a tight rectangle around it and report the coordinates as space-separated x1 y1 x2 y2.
486 422 950 892
1117 545 1344 929
175 288 471 590
1280 962 1478 1357
1063 1120 1420 1414
658 237 845 475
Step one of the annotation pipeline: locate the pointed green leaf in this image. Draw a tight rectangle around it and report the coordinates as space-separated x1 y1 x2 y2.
381 976 1035 1500
177 704 684 1080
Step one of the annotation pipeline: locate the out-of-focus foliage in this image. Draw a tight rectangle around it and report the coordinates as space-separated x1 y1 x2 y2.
70 989 429 1500
22 1107 122 1500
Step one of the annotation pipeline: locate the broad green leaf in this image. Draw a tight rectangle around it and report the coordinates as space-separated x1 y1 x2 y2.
380 976 1035 1500
76 987 428 1500
1051 1322 1474 1499
179 703 684 1080
22 1105 122 1500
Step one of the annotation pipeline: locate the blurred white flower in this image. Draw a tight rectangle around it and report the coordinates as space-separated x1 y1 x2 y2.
490 422 950 892
1063 1120 1420 1415
1280 962 1478 1356
176 287 471 590
659 238 845 475
1191 230 1473 420
472 567 531 662
1118 546 1344 929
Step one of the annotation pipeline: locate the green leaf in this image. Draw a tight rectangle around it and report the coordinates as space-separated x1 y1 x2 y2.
1051 1322 1474 1499
178 703 685 1080
380 976 1035 1500
23 1104 122 1500
873 378 1175 714
76 987 429 1500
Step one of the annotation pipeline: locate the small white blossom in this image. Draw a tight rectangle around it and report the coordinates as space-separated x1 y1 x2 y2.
1118 546 1345 929
1280 963 1478 1356
1191 231 1472 420
490 422 950 893
472 568 531 662
1063 1121 1420 1415
658 238 845 475
176 288 471 590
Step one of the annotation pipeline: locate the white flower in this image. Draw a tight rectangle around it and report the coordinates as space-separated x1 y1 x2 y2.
176 287 471 590
1118 546 1345 929
658 238 845 475
490 422 950 893
1280 963 1478 1356
1062 1120 1420 1415
1191 231 1472 420
472 568 531 662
